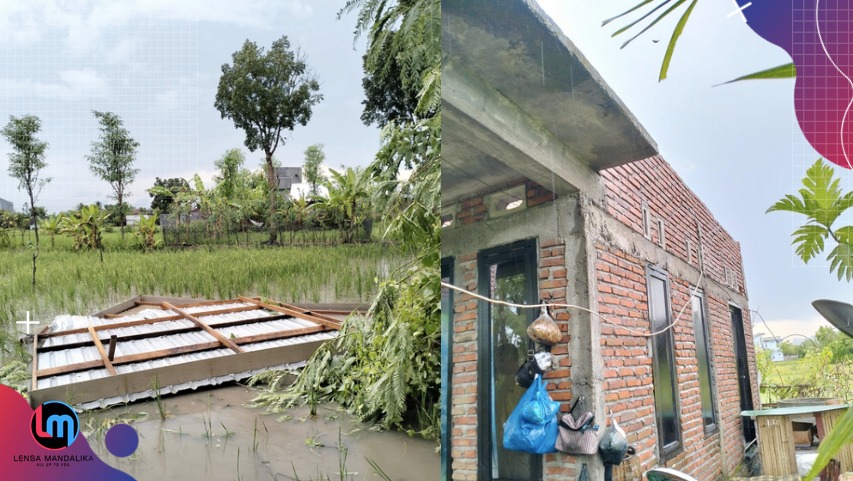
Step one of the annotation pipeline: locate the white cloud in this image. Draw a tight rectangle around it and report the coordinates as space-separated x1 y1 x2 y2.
758 316 833 341
0 0 313 55
0 69 108 101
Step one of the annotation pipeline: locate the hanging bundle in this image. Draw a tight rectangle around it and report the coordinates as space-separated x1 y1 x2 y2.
598 412 629 481
502 375 560 454
527 304 562 346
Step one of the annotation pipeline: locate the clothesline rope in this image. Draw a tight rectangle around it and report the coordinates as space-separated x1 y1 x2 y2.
440 267 703 338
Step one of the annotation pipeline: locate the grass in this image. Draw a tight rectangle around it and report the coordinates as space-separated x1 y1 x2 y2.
0 231 403 367
763 359 810 385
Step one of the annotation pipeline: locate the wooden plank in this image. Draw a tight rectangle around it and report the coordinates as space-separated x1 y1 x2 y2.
239 297 341 330
276 300 346 327
42 304 262 339
31 333 39 392
163 302 244 354
88 325 117 376
818 408 853 472
36 324 330 378
756 415 798 476
30 339 327 407
230 325 325 345
39 313 293 352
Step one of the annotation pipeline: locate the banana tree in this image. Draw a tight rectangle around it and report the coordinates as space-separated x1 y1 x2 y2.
40 215 61 249
318 167 374 244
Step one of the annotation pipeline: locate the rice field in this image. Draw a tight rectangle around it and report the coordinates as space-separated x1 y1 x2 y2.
0 237 402 363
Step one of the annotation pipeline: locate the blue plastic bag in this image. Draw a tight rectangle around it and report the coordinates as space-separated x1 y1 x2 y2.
502 374 559 454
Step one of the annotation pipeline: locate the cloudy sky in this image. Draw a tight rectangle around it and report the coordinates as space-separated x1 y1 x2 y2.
538 1 851 339
0 0 378 213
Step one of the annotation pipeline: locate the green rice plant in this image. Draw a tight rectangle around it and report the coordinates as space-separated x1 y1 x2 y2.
0 240 404 366
152 376 168 420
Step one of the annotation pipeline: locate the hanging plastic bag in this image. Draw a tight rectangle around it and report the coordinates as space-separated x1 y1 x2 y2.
599 412 629 481
503 375 559 454
527 305 562 346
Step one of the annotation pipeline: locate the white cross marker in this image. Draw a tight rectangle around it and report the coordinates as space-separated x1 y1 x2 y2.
16 311 39 335
727 0 752 22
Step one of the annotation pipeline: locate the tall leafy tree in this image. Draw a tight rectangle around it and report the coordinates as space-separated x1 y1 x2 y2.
213 148 246 201
214 36 322 244
303 144 325 196
2 114 50 287
262 0 442 439
149 177 189 216
87 110 140 241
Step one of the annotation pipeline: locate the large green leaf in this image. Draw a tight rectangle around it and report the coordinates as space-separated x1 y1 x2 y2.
717 63 796 86
792 224 827 263
601 0 659 27
828 243 853 281
659 0 697 81
611 0 676 39
804 407 853 479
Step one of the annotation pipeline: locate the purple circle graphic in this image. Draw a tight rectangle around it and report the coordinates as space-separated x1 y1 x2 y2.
105 423 139 458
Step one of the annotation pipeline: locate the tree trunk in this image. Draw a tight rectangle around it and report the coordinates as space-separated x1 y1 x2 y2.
28 190 39 288
118 191 125 241
265 152 278 244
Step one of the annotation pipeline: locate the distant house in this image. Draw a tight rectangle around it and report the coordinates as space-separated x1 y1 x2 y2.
275 167 303 197
754 333 784 362
0 198 13 213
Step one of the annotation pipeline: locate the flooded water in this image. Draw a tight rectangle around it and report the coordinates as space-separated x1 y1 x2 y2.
80 384 439 481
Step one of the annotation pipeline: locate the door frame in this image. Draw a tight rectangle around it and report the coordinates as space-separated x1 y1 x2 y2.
729 303 756 444
476 239 539 481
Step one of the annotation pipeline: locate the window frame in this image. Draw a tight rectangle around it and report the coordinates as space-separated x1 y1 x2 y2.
646 265 683 461
691 289 719 436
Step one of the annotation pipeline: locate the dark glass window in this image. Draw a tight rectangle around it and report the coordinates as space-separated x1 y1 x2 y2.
691 291 717 433
647 267 682 459
478 240 539 481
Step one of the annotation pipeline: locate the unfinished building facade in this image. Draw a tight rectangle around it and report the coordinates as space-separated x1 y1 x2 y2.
440 1 759 480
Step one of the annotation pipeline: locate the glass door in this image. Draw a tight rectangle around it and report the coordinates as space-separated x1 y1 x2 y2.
477 240 539 481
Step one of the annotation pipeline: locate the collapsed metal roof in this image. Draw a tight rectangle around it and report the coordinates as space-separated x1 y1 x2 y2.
30 296 346 409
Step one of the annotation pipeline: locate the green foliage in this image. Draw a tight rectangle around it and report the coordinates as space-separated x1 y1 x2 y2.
59 204 108 252
318 167 375 243
767 158 853 280
87 111 140 238
214 36 323 243
303 144 326 196
814 325 853 361
254 263 440 438
2 114 50 197
779 340 806 358
755 348 772 384
603 0 698 81
149 177 190 215
41 215 60 249
213 149 246 201
718 63 796 85
253 0 441 440
134 213 161 251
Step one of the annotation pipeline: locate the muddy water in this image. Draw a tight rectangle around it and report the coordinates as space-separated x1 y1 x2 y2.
80 384 439 481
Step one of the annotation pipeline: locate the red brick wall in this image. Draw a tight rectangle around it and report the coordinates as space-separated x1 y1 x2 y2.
446 155 756 480
600 156 747 298
598 156 756 476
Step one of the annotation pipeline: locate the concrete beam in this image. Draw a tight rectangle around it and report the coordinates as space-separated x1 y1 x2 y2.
443 60 606 203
